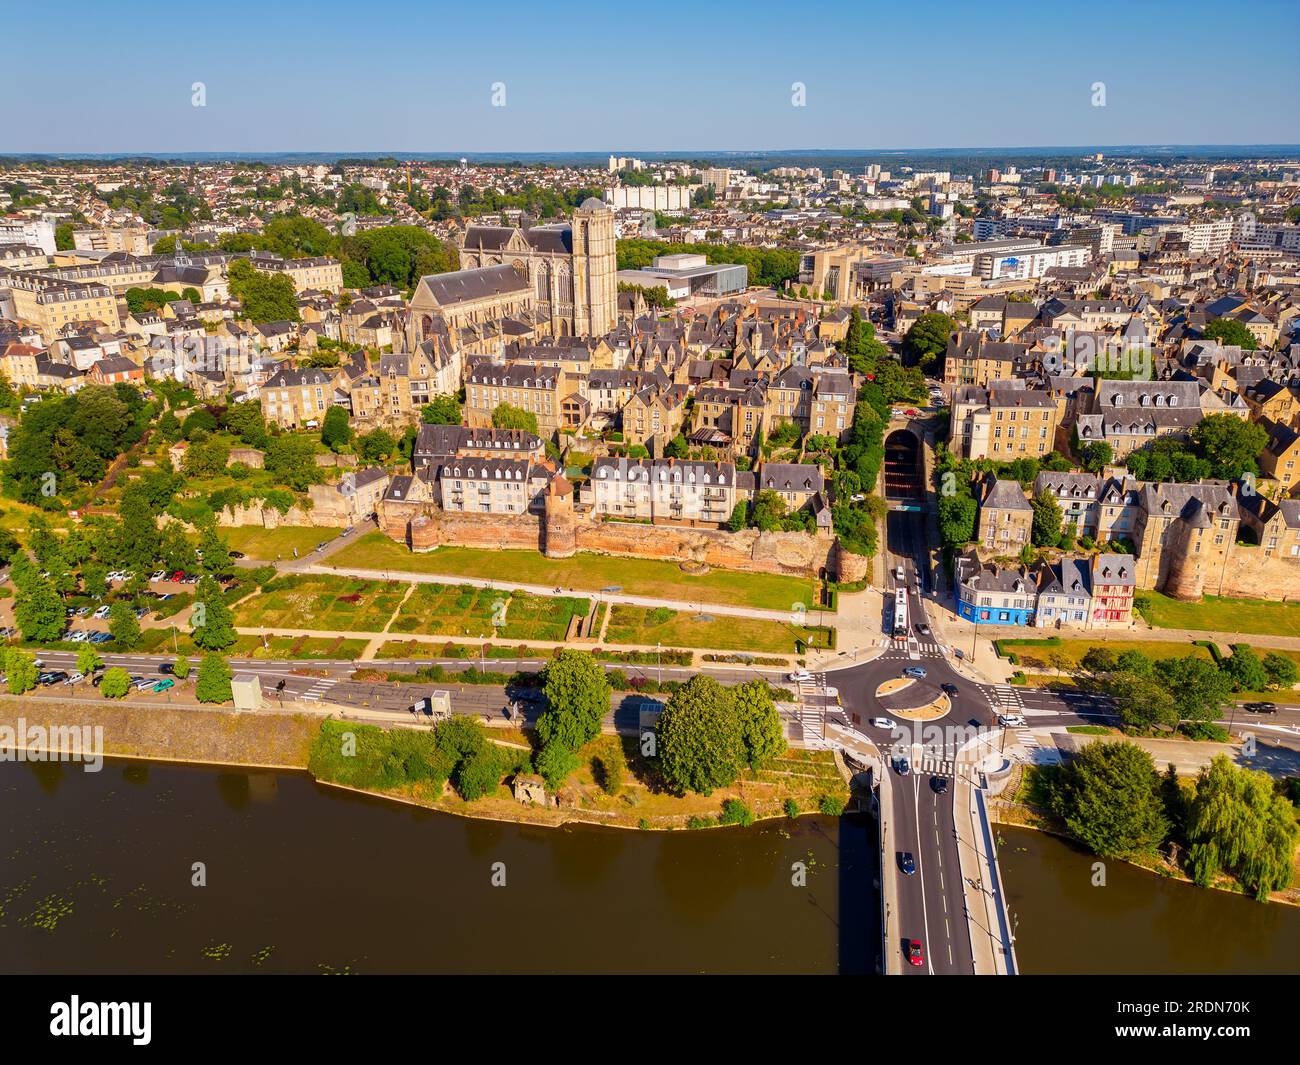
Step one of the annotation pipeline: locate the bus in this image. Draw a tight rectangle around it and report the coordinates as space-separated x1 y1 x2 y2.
893 588 909 638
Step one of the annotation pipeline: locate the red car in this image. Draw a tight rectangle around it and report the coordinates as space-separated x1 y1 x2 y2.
906 939 924 967
170 570 185 582
905 408 920 417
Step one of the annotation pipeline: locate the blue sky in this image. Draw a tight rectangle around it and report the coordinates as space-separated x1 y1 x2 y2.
4 0 1298 153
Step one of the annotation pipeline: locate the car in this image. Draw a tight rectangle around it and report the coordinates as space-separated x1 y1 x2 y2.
151 571 167 582
92 605 111 620
902 666 927 679
135 607 149 618
64 671 85 685
90 632 113 644
898 852 916 875
315 542 329 553
1244 701 1278 714
341 527 354 537
229 550 246 559
75 606 92 617
916 622 931 636
894 757 911 776
940 682 959 695
871 717 898 731
788 670 813 683
894 565 905 582
158 593 173 602
132 677 157 691
904 408 919 417
38 671 69 686
182 573 200 584
170 570 185 582
906 939 924 967
998 713 1026 727
930 776 950 794
152 678 175 694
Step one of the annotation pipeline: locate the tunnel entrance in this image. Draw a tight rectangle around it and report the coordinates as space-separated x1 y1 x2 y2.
883 429 923 501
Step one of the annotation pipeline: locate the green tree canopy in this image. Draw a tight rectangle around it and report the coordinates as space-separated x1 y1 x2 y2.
537 649 612 753
656 675 744 795
1047 740 1170 859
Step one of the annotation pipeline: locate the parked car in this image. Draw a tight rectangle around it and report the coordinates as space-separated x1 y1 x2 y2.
315 542 329 553
169 571 185 582
898 852 916 875
915 622 931 636
131 677 156 691
906 939 924 967
152 678 175 694
788 670 813 683
92 605 111 620
1242 702 1278 714
38 671 69 686
341 527 354 537
89 632 113 644
64 671 85 685
998 713 1026 727
902 666 927 679
229 551 246 559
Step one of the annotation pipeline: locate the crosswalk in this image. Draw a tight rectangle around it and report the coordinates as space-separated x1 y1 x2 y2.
978 683 1060 764
875 637 945 659
301 677 339 702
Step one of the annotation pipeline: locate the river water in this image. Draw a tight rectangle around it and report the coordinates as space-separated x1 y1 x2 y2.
998 826 1300 974
0 759 879 974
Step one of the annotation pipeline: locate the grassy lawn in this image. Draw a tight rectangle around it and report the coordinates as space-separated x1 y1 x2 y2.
327 533 815 611
233 574 407 633
602 603 828 655
1135 591 1300 638
1002 637 1216 671
388 584 588 642
225 525 344 561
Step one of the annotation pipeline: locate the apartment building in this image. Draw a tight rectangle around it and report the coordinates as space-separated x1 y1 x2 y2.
0 268 121 342
1073 379 1203 460
464 362 566 437
978 478 1034 552
412 424 544 471
260 366 338 428
73 226 151 255
589 457 737 526
949 383 1060 460
434 457 551 515
810 370 854 441
1089 552 1137 627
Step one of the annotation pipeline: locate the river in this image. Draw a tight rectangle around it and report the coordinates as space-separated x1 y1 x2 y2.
0 758 879 974
998 826 1300 974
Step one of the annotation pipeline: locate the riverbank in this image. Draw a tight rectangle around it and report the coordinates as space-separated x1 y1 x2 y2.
0 697 849 832
989 761 1300 908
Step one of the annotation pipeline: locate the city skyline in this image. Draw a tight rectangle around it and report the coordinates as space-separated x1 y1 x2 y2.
4 0 1298 154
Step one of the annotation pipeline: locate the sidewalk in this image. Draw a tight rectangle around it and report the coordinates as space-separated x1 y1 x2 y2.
956 772 1016 975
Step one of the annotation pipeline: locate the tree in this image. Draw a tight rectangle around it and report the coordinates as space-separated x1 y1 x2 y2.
657 675 744 795
1262 652 1298 691
173 655 192 680
357 429 397 463
14 574 64 643
99 667 131 698
191 576 237 650
1030 490 1062 548
196 515 232 576
1223 644 1270 693
1077 440 1113 474
1186 756 1297 901
901 312 954 371
320 406 352 452
1202 317 1258 351
1104 669 1179 730
108 600 141 649
1047 740 1169 859
733 680 785 769
226 258 300 323
748 489 790 532
265 434 324 491
665 433 689 459
4 649 38 694
76 645 103 676
536 742 580 790
1190 414 1268 481
491 403 539 435
537 649 611 752
1155 655 1232 723
420 394 462 426
726 502 747 532
195 654 233 704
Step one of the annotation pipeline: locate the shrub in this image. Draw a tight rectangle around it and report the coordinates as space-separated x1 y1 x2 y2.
818 794 846 816
99 667 130 699
719 798 755 826
784 797 800 819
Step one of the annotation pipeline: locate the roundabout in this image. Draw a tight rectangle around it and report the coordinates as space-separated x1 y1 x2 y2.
872 676 952 722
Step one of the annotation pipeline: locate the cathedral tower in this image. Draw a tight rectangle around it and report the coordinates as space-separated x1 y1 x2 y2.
570 197 617 337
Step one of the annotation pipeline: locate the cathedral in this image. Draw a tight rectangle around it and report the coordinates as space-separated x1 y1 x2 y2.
455 197 618 338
